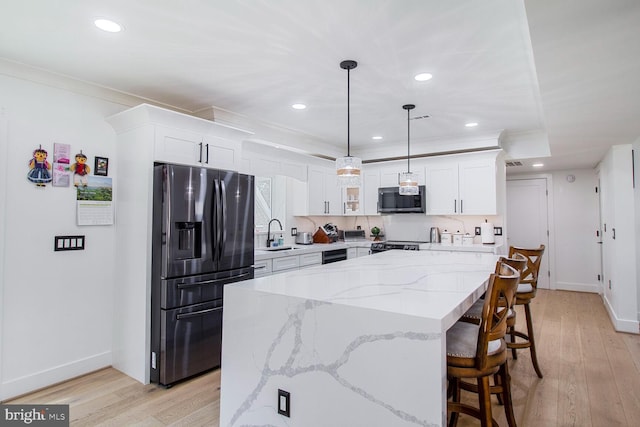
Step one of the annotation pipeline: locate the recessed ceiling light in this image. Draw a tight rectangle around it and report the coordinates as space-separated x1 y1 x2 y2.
291 104 306 110
94 19 122 33
414 73 433 82
532 163 544 168
372 136 383 140
465 122 478 127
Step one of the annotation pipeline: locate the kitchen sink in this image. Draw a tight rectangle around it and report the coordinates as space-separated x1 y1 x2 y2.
263 246 297 252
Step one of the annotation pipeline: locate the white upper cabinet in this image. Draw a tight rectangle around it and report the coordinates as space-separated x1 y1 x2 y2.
154 125 242 170
342 186 363 215
425 153 498 215
363 170 381 215
379 167 425 188
109 103 250 171
424 162 458 214
307 165 341 215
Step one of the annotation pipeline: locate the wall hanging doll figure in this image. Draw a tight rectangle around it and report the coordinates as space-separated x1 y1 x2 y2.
27 146 52 187
70 151 90 187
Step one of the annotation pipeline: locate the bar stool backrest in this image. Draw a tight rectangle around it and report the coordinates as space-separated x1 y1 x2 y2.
476 263 520 370
508 245 545 296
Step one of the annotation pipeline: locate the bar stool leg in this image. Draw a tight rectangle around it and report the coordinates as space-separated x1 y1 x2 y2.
525 303 543 378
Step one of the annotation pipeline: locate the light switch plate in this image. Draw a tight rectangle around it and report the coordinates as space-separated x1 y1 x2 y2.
291 227 297 236
278 389 290 417
54 235 86 251
493 227 503 236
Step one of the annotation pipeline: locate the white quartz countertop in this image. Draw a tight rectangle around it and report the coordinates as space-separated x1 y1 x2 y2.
419 242 503 253
236 250 499 330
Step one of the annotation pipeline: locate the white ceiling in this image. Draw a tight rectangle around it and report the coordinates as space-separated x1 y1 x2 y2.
1 0 639 173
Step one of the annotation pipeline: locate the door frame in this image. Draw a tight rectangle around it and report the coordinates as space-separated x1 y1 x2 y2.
506 173 556 290
0 112 7 398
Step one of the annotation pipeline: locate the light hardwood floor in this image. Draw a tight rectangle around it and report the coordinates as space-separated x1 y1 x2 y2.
4 290 640 426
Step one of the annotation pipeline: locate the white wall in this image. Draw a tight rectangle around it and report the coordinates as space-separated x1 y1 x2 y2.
551 169 601 292
0 74 125 399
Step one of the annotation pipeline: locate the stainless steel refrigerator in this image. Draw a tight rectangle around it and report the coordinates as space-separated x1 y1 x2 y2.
150 163 254 386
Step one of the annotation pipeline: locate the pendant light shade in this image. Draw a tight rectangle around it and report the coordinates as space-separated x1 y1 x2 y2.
336 60 362 188
399 104 419 195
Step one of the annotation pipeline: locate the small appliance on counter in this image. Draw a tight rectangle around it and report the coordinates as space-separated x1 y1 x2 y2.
341 229 367 242
295 232 313 245
429 227 441 243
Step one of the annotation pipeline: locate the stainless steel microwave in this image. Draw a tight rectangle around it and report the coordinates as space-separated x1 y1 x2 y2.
377 186 426 213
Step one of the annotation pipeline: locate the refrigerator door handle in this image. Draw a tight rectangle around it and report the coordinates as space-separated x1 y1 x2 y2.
220 180 227 261
176 306 222 320
214 178 223 263
176 273 252 289
212 179 220 264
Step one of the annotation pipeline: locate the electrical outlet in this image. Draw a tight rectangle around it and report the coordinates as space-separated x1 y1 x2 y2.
278 389 290 417
493 227 502 236
291 227 297 236
474 227 481 236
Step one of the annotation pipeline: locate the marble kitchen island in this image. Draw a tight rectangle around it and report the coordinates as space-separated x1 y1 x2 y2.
220 250 499 426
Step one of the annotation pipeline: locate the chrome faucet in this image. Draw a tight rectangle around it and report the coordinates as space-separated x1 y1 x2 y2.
266 218 283 247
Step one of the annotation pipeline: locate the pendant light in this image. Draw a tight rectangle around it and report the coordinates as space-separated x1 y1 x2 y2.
336 60 362 188
399 104 419 195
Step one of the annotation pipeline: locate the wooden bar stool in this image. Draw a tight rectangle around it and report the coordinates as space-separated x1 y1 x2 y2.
454 254 527 426
447 262 520 427
459 253 527 325
507 245 545 379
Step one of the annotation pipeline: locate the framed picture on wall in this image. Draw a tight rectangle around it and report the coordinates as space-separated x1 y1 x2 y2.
94 156 109 176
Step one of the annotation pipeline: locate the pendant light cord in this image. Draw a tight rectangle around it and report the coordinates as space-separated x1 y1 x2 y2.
347 67 351 157
406 106 410 173
402 104 415 173
340 60 357 158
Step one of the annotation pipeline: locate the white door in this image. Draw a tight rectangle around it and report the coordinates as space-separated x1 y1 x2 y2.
506 178 550 289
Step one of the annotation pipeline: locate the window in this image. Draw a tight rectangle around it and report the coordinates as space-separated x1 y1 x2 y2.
255 176 272 233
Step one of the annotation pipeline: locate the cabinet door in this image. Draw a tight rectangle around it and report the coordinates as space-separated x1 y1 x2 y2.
324 171 341 215
154 126 203 165
347 248 357 259
299 252 322 267
342 186 362 215
357 247 371 257
203 134 239 170
458 160 496 215
307 166 326 215
379 169 400 187
253 259 273 277
425 163 458 215
272 256 300 272
363 171 381 215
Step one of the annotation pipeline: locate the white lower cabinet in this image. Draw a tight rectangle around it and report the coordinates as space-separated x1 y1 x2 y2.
357 247 371 257
253 259 273 278
272 255 300 273
299 252 322 267
348 247 371 259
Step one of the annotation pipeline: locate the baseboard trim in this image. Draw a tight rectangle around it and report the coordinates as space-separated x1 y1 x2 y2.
555 281 600 293
1 352 111 401
602 295 640 334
